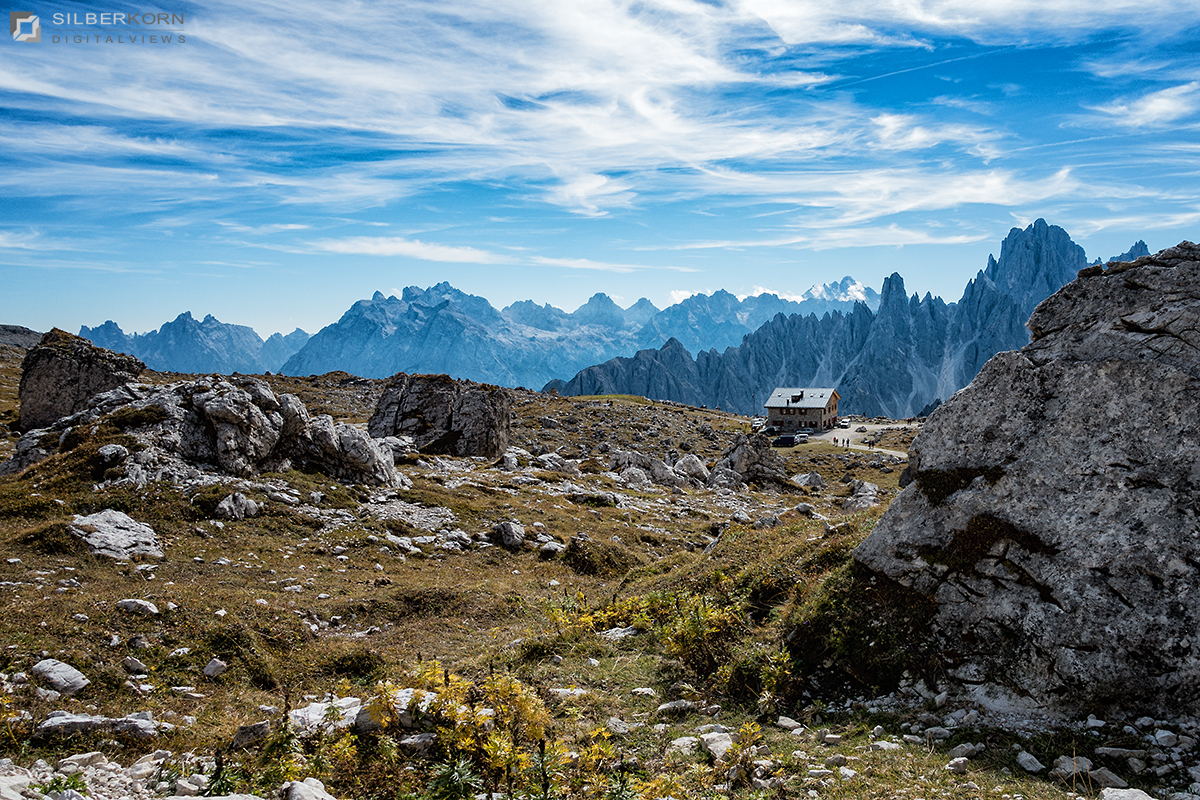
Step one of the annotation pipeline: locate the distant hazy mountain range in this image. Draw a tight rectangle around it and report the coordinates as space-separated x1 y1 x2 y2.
79 278 880 389
546 221 1148 418
80 312 310 374
74 223 1145 417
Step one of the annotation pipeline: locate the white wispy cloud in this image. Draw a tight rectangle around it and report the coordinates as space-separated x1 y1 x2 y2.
216 222 312 234
0 231 48 250
1089 82 1200 127
531 256 696 273
308 236 506 263
738 0 1198 44
2 0 1195 272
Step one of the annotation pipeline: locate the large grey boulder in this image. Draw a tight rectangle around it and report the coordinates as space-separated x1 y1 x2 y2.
368 373 510 458
492 520 526 549
68 510 163 559
1 376 398 486
707 434 789 487
853 241 1200 719
17 329 144 431
674 453 710 482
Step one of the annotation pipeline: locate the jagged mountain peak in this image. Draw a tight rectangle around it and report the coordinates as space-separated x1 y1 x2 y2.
876 272 909 309
80 311 309 375
984 219 1086 319
624 297 660 326
800 276 881 307
554 220 1097 418
1109 240 1150 263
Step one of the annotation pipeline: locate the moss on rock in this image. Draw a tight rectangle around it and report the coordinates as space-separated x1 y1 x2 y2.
914 466 1004 506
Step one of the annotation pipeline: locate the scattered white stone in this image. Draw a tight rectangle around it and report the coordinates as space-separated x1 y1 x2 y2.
1099 790 1155 800
203 658 228 678
116 598 159 616
946 757 970 774
282 777 339 800
667 736 699 756
1016 751 1045 773
68 510 163 560
1157 729 1180 747
31 659 90 696
601 626 639 641
1050 755 1093 781
1090 767 1129 789
657 699 697 717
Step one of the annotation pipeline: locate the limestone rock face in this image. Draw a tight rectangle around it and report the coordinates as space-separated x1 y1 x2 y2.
853 241 1200 719
17 329 144 430
368 373 510 458
1 375 398 486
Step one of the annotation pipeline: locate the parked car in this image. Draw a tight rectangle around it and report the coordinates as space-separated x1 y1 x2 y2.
838 420 851 429
798 427 815 435
772 434 797 447
795 433 809 444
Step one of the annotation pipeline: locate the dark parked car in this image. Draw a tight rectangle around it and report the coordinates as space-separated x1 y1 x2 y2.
772 434 797 447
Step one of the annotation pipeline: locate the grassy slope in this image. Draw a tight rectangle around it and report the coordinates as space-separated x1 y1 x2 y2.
0 372 1114 800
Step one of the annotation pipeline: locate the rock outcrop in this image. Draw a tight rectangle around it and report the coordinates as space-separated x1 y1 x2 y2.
0 324 41 348
852 241 1200 719
368 373 510 458
1 376 399 486
707 434 790 488
17 329 144 431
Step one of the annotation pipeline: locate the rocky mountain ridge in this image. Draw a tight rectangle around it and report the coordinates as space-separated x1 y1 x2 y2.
80 313 310 375
76 278 878 389
280 279 881 388
550 220 1126 418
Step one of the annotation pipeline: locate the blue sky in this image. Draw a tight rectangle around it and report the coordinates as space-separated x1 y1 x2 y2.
2 0 1199 337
